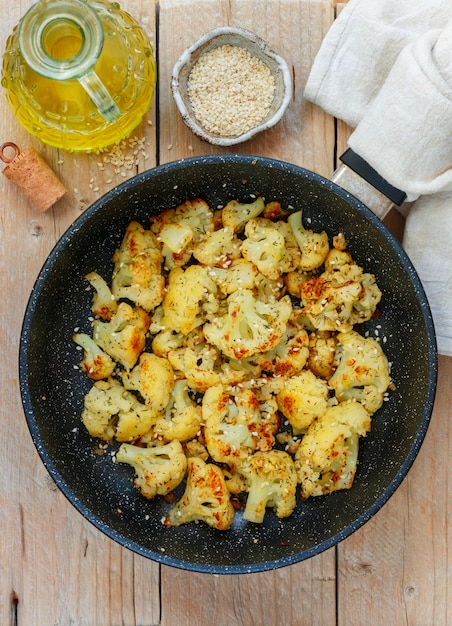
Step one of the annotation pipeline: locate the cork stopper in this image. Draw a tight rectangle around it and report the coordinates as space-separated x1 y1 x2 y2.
1 142 66 212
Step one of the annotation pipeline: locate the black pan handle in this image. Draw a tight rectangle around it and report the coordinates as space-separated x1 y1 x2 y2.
339 148 407 206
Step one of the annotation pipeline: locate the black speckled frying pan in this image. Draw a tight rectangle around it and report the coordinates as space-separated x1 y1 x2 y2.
19 154 437 574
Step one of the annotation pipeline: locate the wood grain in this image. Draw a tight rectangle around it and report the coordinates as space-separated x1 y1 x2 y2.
1 1 450 625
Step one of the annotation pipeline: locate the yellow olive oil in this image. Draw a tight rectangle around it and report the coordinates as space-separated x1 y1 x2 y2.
2 0 156 151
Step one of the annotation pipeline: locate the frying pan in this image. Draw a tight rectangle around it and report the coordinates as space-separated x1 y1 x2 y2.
19 154 437 574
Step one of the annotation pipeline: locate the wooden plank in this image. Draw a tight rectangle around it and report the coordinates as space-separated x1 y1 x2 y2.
0 1 161 625
337 356 452 626
158 2 337 624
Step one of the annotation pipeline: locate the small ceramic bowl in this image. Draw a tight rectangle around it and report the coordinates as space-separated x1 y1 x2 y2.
171 27 292 146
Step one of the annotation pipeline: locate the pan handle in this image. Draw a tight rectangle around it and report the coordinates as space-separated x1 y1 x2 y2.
331 148 407 220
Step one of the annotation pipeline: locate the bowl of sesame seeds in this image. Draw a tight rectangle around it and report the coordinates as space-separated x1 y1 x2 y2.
171 27 292 146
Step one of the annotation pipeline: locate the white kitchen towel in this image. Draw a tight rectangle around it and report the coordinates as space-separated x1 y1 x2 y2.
304 0 452 356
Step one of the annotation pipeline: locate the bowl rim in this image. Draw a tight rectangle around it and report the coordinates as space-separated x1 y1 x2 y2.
171 26 293 146
18 154 438 574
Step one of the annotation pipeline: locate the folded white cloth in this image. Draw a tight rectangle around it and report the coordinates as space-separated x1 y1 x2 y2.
304 0 452 356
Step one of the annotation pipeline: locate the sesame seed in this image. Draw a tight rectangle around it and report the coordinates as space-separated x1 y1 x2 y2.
187 44 276 137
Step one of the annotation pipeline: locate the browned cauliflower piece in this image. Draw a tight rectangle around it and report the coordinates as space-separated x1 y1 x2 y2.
240 450 298 523
160 264 219 335
165 457 234 530
307 330 337 379
121 352 174 411
192 226 242 267
295 400 371 498
241 218 286 280
288 209 330 271
116 440 187 499
111 220 165 312
73 332 116 380
203 289 292 360
276 370 330 434
153 379 203 442
256 311 310 377
206 259 259 295
221 197 265 233
300 253 382 333
328 330 391 414
92 302 151 370
151 199 215 269
81 377 158 442
85 271 118 320
203 384 279 468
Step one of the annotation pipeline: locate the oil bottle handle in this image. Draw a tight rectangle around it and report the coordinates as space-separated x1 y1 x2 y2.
78 70 120 122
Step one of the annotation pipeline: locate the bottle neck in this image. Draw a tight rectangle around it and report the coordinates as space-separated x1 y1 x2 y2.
18 0 104 81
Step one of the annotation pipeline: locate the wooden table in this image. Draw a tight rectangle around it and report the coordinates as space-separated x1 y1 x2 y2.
1 1 450 624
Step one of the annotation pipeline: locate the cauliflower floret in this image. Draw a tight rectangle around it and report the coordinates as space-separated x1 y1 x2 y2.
328 330 391 414
206 259 259 295
276 370 330 434
284 268 312 297
307 331 337 379
262 200 290 220
121 352 174 411
151 329 186 358
165 457 234 530
161 264 219 335
240 450 297 523
73 332 116 380
221 197 265 233
300 257 382 332
85 271 118 320
265 218 301 274
192 226 242 267
203 289 292 360
81 378 158 442
241 218 285 280
295 400 371 498
151 199 215 269
288 210 330 271
116 440 187 499
111 220 165 312
153 379 202 442
92 302 151 370
168 342 250 393
203 385 279 468
256 313 310 377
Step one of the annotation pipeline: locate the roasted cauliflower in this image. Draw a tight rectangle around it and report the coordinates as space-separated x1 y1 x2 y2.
276 370 330 434
73 332 116 380
203 384 279 468
300 254 382 332
240 450 298 523
116 440 187 499
160 264 219 335
288 209 330 271
111 220 165 312
295 400 371 498
203 289 292 360
85 271 118 320
241 218 286 280
165 457 234 530
192 226 242 267
82 377 157 442
121 352 174 411
73 193 394 529
92 302 151 370
221 197 265 233
153 379 203 442
328 330 391 414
